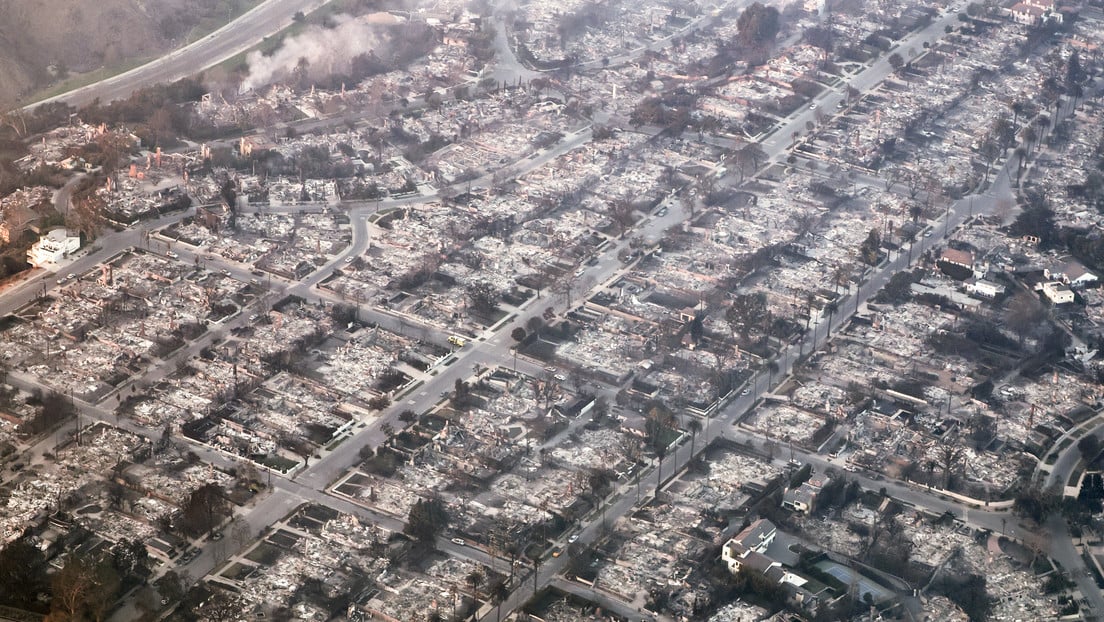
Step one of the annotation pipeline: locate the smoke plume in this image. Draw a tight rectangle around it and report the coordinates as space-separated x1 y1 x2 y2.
241 14 392 92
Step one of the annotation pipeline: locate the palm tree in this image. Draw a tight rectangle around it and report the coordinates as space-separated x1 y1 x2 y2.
687 418 702 457
824 301 839 339
532 556 541 594
832 265 849 295
1021 125 1037 155
924 459 937 487
1071 83 1084 111
492 580 510 622
1034 114 1050 144
467 568 484 603
654 443 668 498
805 293 817 331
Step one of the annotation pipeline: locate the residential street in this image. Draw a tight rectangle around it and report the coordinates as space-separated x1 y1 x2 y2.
4 1 1099 619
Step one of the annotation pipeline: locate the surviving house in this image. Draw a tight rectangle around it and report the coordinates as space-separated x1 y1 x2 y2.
27 228 80 267
1009 0 1062 26
1048 259 1098 289
783 475 831 514
1042 281 1075 305
937 248 975 281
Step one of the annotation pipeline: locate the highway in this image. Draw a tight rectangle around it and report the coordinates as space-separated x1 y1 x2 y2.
24 0 334 110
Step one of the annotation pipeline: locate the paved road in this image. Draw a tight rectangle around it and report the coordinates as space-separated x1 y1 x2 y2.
761 7 964 155
479 12 1104 619
490 17 538 87
25 0 333 110
1039 415 1104 492
7 1 1097 618
0 206 196 319
473 169 1023 621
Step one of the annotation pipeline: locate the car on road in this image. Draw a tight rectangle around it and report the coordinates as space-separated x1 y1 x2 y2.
62 274 74 282
345 257 355 263
809 102 818 109
551 549 562 558
553 373 566 381
545 366 557 373
222 269 232 276
656 207 668 217
166 251 178 259
451 537 465 545
568 534 579 543
923 230 932 237
741 387 750 396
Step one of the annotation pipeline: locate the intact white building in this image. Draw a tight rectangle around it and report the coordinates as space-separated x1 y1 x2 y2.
1042 281 1075 305
1009 0 1062 26
27 228 80 267
965 279 1005 299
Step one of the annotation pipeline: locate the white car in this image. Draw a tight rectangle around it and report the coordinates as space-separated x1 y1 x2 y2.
166 251 178 259
345 257 355 263
451 537 465 545
568 534 579 543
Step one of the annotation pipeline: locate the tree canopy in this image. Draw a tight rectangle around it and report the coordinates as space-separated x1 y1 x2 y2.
405 496 450 543
736 3 781 49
